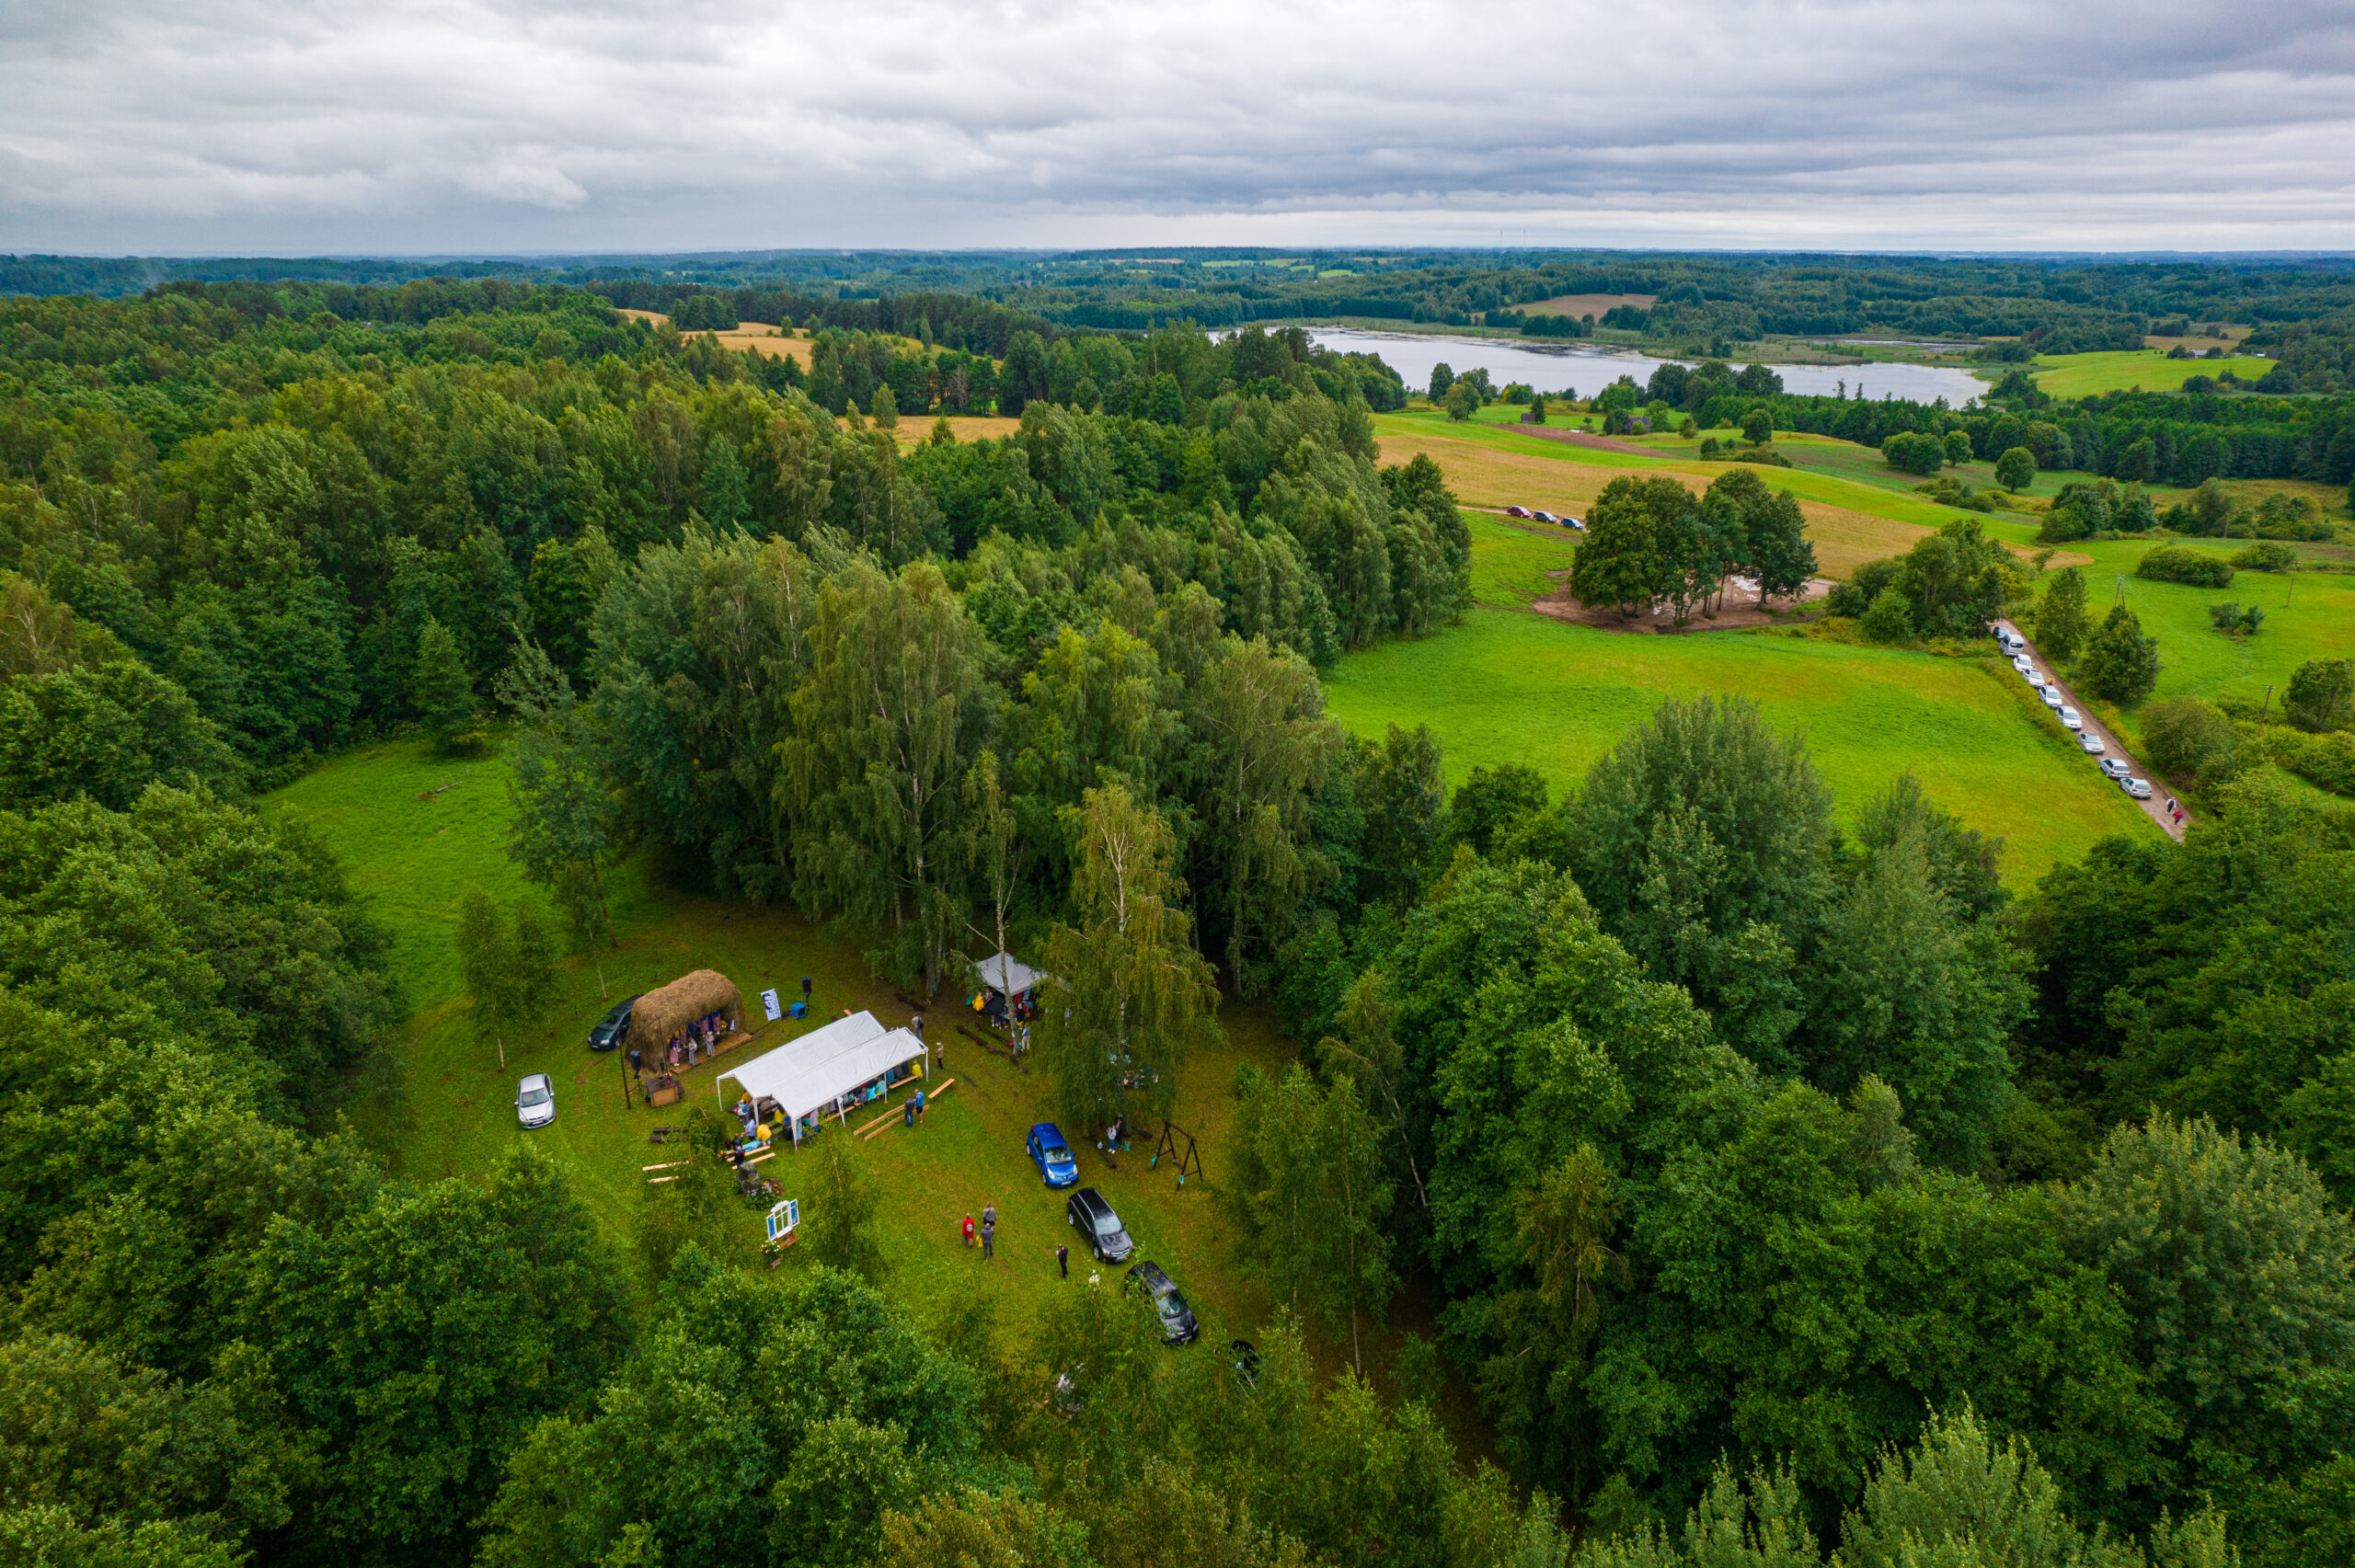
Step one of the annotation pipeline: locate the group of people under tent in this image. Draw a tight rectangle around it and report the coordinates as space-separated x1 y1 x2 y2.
730 1093 787 1154
663 1010 737 1070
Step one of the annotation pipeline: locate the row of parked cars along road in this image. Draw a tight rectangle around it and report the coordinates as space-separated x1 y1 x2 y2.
1998 626 2154 801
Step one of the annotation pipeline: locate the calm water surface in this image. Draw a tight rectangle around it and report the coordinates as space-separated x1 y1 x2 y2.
1293 327 1989 406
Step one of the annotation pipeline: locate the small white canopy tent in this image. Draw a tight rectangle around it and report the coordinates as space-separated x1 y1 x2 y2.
718 1010 926 1142
974 952 1047 995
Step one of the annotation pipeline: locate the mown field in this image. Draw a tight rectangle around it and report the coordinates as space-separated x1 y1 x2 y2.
2028 349 2276 397
1324 608 2162 885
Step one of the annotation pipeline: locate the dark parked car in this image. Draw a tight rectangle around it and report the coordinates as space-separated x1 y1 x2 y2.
1027 1123 1079 1187
1124 1261 1200 1344
1065 1186 1133 1263
588 995 639 1053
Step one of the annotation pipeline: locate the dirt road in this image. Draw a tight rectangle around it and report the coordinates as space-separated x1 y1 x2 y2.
1996 619 2186 842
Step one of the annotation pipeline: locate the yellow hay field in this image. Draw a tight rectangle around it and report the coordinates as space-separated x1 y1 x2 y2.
618 309 815 367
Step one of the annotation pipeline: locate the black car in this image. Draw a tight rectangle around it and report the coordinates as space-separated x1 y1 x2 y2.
1064 1186 1133 1263
1124 1261 1200 1344
588 995 639 1053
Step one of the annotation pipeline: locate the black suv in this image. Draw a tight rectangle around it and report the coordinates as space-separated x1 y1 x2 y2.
1123 1261 1199 1344
588 995 638 1053
1065 1186 1133 1263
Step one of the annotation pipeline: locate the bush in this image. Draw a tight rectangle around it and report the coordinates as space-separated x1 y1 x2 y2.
2208 601 2264 637
2078 605 2161 705
1880 430 1946 476
1860 588 1915 644
2136 545 2234 589
2140 697 2237 778
2284 658 2355 732
2231 541 2300 572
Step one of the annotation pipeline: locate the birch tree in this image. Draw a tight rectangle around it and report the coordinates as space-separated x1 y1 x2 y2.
1038 784 1220 1134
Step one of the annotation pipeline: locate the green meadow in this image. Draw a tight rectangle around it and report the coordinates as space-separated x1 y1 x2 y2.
1323 609 2162 885
2028 349 2277 397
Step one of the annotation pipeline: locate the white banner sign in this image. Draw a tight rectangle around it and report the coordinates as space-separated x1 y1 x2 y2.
760 988 782 1022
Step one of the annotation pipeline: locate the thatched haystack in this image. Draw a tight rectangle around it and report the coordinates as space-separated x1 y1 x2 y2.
625 969 745 1054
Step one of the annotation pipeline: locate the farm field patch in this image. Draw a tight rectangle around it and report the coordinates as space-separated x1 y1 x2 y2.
1325 609 2162 884
1379 413 2018 576
2030 349 2275 397
618 309 819 365
1518 292 1658 318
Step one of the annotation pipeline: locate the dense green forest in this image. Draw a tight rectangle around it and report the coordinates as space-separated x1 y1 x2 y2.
14 246 2355 388
1 276 2349 1568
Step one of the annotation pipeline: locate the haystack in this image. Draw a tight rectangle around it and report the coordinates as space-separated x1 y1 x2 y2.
625 969 745 1055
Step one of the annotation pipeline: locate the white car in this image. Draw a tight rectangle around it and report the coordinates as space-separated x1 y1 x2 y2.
2059 706 2083 731
2080 732 2106 754
2022 665 2042 684
2123 777 2154 800
2012 655 2033 674
516 1072 556 1129
2098 758 2132 781
2042 688 2065 710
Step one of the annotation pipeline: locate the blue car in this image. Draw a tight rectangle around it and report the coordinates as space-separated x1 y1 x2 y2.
1027 1123 1079 1187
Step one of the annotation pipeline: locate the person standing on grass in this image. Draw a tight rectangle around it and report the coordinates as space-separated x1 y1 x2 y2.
982 1218 994 1261
982 1200 996 1231
961 1213 975 1247
1056 1243 1069 1279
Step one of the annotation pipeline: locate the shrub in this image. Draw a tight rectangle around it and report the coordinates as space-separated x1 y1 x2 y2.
1860 588 1915 644
2231 541 2299 572
2208 601 2264 637
2078 605 2161 705
2140 697 2237 778
1880 430 1946 476
2284 658 2355 732
2136 545 2234 589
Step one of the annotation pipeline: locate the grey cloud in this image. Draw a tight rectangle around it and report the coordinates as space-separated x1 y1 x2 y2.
2 0 2352 250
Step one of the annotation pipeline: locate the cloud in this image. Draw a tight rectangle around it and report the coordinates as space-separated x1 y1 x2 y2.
2 0 2353 251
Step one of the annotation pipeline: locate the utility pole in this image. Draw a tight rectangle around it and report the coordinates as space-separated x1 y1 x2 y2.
2259 683 2274 726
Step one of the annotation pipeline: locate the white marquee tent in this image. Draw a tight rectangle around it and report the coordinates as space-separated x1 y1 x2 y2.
718 1010 926 1141
974 951 1046 995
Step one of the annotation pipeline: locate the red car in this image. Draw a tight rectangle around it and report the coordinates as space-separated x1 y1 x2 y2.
1503 505 1531 518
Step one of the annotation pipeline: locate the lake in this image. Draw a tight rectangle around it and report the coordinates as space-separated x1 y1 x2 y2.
1286 327 1989 406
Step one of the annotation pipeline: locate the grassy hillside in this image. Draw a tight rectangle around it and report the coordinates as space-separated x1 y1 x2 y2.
1324 609 2163 884
2029 349 2276 397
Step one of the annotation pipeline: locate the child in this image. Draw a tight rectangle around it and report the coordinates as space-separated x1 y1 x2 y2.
961 1213 975 1247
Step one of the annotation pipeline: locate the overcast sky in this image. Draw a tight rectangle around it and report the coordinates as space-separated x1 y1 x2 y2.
5 0 2354 256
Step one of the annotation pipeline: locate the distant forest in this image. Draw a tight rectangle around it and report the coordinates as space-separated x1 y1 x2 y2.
10 247 2355 388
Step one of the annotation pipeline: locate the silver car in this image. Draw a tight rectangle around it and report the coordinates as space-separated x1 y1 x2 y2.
516 1072 556 1129
2059 706 2083 731
2123 777 2154 800
2042 688 2064 710
2080 732 2106 754
2099 758 2132 781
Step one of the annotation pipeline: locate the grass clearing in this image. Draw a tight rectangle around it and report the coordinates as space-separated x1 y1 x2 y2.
1466 513 1580 607
2029 350 2275 397
1520 292 1657 318
264 739 1481 1413
1327 610 2162 883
